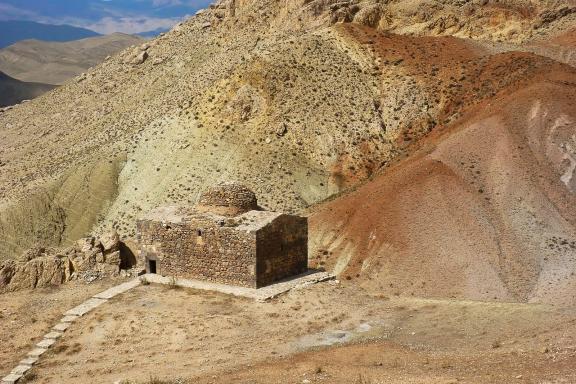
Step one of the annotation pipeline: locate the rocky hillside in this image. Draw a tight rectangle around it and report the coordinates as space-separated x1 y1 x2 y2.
311 67 576 306
0 0 575 304
0 33 143 85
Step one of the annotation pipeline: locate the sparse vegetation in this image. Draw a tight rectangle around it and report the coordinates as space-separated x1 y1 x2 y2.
51 343 69 355
18 370 37 383
354 374 374 384
119 377 188 384
167 276 180 290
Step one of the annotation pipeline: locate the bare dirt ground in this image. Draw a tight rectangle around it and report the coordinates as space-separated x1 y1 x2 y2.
194 340 576 384
0 279 118 375
4 281 574 384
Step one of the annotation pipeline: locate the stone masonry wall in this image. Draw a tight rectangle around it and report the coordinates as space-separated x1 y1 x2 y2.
255 214 308 287
137 217 258 287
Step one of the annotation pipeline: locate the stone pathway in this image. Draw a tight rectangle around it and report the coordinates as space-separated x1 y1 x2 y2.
142 270 334 301
1 278 141 384
1 271 333 383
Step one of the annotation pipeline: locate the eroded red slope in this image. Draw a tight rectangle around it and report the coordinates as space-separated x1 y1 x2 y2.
311 73 576 305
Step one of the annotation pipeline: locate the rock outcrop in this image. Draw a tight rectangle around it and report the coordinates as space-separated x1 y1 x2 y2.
0 231 132 292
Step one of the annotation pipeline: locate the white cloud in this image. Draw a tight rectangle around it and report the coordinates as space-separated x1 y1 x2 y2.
80 15 186 34
0 0 203 34
0 3 39 20
152 0 183 6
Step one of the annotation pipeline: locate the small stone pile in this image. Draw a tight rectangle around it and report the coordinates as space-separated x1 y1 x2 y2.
0 231 131 292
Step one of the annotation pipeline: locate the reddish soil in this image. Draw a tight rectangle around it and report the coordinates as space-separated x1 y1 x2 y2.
310 66 576 305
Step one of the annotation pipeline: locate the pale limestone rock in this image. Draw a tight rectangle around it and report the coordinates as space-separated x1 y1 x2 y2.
275 122 287 137
3 256 66 291
132 51 148 65
1 230 124 292
98 263 120 276
27 348 47 357
0 260 16 287
105 250 121 265
76 237 95 253
100 231 120 253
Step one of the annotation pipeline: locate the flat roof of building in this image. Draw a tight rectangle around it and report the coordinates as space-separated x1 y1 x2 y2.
139 205 285 232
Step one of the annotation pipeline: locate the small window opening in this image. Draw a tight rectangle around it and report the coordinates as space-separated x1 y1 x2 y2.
197 229 203 237
148 259 157 274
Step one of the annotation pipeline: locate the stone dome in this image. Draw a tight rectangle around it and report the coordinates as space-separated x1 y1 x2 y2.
196 182 258 216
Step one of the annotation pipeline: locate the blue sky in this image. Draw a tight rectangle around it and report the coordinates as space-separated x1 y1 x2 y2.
0 0 213 33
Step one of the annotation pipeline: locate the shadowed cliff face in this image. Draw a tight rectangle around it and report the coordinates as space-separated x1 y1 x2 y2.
0 71 55 107
0 0 575 305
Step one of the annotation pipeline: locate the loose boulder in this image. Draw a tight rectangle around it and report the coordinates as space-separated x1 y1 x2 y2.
100 231 120 253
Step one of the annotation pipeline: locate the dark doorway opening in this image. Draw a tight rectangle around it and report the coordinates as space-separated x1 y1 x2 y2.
148 259 157 274
119 242 137 269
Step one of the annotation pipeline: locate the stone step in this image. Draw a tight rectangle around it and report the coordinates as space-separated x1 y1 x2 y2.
1 373 22 384
64 297 107 317
93 278 141 300
61 315 79 323
10 365 30 376
52 322 71 332
36 338 56 349
27 348 47 358
43 331 62 340
19 356 38 366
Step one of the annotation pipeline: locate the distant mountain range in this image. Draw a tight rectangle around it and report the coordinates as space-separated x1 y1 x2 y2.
0 20 100 49
0 71 54 107
137 28 170 38
0 20 158 106
0 33 144 85
0 20 169 50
